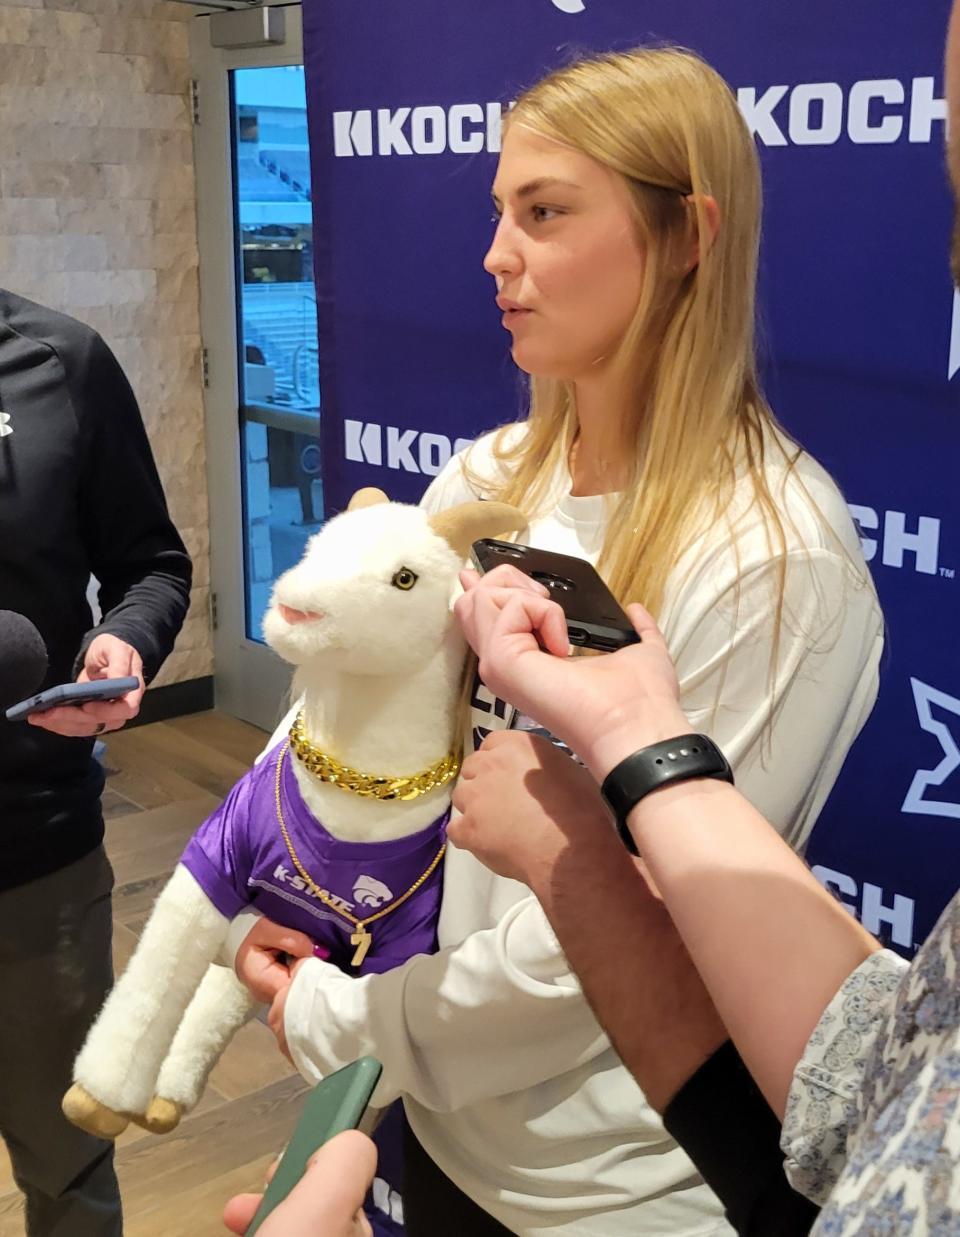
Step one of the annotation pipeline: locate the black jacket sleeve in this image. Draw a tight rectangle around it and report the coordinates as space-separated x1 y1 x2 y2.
662 1041 820 1236
69 330 192 683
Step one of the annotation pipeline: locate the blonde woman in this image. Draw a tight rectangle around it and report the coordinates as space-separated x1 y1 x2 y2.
238 48 883 1236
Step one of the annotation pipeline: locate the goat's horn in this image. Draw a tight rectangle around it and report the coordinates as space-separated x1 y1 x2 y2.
428 501 527 559
347 487 390 512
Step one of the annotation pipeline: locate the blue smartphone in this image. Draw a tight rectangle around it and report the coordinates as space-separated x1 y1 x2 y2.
4 677 140 722
245 1057 383 1235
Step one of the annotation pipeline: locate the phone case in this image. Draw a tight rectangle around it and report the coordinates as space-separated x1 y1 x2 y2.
4 677 141 723
471 540 639 652
245 1057 383 1235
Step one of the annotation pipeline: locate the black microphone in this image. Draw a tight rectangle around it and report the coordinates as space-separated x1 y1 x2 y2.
0 610 49 711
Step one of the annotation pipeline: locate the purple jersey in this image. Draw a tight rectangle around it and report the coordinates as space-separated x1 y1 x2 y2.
181 741 447 974
181 741 448 1236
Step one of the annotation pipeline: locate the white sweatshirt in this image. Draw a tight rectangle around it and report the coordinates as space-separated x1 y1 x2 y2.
276 426 884 1235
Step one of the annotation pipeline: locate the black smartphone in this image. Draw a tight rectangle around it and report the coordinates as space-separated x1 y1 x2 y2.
471 539 639 652
244 1056 383 1236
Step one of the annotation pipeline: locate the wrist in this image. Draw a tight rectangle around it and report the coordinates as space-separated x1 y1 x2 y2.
600 735 734 857
528 814 627 907
519 833 576 897
625 777 735 847
581 705 695 782
519 798 611 896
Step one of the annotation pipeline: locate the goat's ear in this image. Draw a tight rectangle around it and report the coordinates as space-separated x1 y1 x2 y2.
428 502 526 559
347 487 390 512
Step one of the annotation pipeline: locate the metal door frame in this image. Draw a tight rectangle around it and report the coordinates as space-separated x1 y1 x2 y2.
190 2 306 730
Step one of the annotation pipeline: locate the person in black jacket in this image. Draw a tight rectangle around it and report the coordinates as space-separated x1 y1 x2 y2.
0 289 191 1235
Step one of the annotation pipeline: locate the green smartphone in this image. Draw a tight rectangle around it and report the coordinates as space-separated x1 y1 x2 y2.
244 1056 383 1236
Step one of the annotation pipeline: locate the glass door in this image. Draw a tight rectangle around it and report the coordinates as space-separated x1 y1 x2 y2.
191 5 320 730
234 64 322 642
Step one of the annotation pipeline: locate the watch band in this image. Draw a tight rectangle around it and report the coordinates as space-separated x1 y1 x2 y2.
600 735 734 856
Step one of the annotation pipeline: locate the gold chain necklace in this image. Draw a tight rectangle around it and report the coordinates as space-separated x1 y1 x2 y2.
274 744 447 967
288 712 461 802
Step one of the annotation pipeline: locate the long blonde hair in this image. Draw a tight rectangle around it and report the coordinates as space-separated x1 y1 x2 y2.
477 46 798 618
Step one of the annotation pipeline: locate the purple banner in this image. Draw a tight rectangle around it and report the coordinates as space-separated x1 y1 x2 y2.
304 0 959 957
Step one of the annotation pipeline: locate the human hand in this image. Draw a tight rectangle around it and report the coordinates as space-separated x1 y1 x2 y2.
27 634 145 738
450 730 615 888
455 568 691 779
236 918 316 1004
223 1129 376 1236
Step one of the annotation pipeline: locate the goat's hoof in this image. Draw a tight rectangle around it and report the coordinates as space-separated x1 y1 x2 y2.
135 1096 184 1135
62 1084 129 1139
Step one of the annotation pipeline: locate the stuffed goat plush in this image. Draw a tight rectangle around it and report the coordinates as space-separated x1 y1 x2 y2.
62 487 524 1145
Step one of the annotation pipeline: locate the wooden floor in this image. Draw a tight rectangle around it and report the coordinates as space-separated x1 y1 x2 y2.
0 712 310 1236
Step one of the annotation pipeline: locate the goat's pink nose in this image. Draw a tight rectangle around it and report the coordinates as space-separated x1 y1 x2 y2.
278 603 324 625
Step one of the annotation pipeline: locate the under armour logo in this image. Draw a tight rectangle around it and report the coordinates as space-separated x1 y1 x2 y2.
551 0 586 11
0 411 11 438
902 678 960 821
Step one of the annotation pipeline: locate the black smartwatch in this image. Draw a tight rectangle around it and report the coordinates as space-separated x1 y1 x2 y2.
600 735 734 856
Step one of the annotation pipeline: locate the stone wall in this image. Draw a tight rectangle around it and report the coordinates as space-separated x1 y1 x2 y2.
0 0 212 686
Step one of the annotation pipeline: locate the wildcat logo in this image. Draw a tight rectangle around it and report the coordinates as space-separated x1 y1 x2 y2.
353 874 394 908
551 0 586 11
902 679 960 821
0 411 12 439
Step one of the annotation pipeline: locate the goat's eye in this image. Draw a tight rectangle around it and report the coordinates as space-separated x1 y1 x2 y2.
391 567 419 591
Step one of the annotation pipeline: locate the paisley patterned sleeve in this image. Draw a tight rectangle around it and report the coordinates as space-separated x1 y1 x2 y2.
780 950 909 1204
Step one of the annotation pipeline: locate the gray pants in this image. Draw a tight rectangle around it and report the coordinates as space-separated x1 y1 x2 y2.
0 846 122 1236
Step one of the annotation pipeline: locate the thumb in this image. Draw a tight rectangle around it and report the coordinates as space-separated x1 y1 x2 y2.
284 1132 377 1226
276 928 317 959
85 636 137 681
222 1192 261 1234
80 638 110 682
624 603 668 652
251 920 316 958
